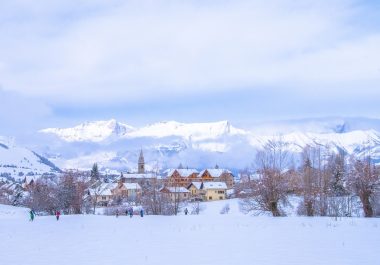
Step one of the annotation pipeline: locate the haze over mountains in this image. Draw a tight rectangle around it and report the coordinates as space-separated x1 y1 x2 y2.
1 117 380 181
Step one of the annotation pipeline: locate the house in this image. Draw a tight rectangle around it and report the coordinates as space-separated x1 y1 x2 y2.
201 182 227 201
159 186 190 202
165 168 199 187
88 182 142 206
111 182 142 200
88 183 114 206
187 182 204 200
198 169 235 188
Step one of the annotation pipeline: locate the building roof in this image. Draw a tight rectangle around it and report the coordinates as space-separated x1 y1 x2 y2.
202 182 228 190
199 169 231 178
122 173 155 179
188 182 202 190
160 187 190 193
88 183 113 196
123 183 141 190
165 168 199 178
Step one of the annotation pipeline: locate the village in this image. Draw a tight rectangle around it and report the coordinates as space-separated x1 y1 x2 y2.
0 150 237 216
87 150 235 211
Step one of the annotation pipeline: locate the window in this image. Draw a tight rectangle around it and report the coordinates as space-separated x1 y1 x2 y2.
102 196 107 200
218 191 224 194
219 196 223 200
209 196 212 200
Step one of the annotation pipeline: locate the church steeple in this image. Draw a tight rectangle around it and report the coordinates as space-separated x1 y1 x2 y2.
138 149 145 173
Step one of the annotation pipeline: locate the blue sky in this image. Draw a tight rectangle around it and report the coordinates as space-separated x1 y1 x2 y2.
0 0 380 136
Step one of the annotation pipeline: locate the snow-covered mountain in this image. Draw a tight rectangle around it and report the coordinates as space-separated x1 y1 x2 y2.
41 120 245 142
41 119 135 142
0 136 61 182
37 117 380 172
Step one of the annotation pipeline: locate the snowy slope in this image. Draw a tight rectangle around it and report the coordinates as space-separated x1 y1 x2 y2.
0 137 61 181
1 201 379 265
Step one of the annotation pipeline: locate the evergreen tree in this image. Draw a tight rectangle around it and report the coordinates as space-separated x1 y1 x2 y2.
90 163 100 181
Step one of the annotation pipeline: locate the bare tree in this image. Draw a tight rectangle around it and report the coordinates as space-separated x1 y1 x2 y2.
348 157 380 217
240 139 290 216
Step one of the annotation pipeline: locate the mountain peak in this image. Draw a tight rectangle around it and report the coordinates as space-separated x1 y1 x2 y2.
40 119 135 142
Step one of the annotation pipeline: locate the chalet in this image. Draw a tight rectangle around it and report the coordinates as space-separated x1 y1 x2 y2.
201 182 227 201
159 186 190 202
165 168 199 187
198 169 235 188
22 176 36 190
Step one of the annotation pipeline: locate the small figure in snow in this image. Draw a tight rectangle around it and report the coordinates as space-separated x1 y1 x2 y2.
184 208 188 215
129 208 133 218
125 209 129 216
55 210 61 221
140 208 144 217
116 209 119 218
29 209 35 222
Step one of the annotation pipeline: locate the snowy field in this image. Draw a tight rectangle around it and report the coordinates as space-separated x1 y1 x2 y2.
1 200 379 265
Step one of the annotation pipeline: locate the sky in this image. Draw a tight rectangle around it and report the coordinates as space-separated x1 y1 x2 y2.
0 0 380 137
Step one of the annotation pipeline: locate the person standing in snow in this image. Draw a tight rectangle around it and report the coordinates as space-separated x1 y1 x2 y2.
184 208 188 215
140 208 144 217
116 209 119 218
29 209 35 221
129 207 133 218
55 210 61 221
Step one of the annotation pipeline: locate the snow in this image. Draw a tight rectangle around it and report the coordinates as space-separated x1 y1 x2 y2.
41 120 246 142
164 187 190 193
40 119 135 142
1 200 379 265
199 169 231 178
165 168 199 177
202 181 227 189
0 138 59 181
124 183 142 190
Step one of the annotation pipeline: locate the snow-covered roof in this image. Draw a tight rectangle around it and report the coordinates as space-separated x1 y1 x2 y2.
166 169 199 177
161 187 190 193
123 183 141 190
122 173 155 179
89 182 142 196
188 182 202 190
89 183 114 196
199 169 231 178
202 182 227 190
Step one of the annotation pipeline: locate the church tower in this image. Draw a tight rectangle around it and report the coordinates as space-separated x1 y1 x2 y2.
138 149 145 174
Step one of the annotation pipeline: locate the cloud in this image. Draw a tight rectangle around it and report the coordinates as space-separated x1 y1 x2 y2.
0 89 52 137
0 0 379 106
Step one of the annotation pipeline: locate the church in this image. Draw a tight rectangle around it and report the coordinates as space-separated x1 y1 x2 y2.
118 150 157 187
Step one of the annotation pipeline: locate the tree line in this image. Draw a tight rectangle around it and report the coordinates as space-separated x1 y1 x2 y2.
239 141 380 218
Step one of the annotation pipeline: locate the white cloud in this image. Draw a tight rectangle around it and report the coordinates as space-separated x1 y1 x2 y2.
0 0 379 105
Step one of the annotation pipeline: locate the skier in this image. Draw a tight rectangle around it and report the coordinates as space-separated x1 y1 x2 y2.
29 209 35 222
140 208 144 217
184 208 188 215
55 210 61 221
116 209 119 218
